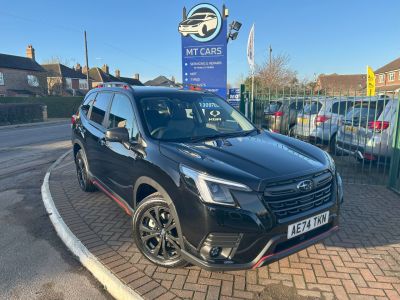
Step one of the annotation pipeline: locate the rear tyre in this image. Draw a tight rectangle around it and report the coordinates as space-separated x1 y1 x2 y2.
75 149 96 192
132 193 187 268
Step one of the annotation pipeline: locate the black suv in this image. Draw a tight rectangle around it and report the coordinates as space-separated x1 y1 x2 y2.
72 83 342 271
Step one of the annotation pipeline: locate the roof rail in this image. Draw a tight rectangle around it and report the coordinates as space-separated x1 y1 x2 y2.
96 82 133 90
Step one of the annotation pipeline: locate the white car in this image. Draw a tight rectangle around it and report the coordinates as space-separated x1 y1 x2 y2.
178 12 218 37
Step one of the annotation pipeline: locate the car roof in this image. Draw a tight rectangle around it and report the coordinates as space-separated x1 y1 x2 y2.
91 85 211 98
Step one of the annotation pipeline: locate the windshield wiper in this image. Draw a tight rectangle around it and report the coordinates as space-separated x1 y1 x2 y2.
188 129 258 143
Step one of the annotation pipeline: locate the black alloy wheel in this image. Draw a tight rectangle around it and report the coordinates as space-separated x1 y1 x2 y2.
133 194 187 268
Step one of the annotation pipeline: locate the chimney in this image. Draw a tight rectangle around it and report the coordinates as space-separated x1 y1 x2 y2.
101 64 109 74
82 65 89 75
115 69 121 78
134 73 140 80
75 63 82 73
26 45 35 61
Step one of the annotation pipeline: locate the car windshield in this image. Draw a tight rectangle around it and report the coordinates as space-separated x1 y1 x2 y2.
303 101 322 115
138 93 255 142
345 101 384 121
190 13 207 19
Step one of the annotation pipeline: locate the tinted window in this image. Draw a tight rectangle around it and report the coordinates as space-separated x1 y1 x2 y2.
289 101 303 110
264 102 282 113
330 101 351 115
81 92 97 116
108 94 138 139
345 101 384 122
90 92 112 126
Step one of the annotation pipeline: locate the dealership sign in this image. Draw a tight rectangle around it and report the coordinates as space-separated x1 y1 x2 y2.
178 3 227 99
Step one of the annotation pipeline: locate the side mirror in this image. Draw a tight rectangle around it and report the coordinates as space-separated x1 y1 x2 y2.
105 127 129 143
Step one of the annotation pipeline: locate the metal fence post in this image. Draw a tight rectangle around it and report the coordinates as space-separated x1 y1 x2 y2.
388 94 400 193
239 84 246 114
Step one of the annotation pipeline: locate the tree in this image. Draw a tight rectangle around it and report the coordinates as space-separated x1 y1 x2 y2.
255 53 298 90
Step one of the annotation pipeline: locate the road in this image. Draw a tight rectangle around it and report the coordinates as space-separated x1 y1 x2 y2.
0 122 111 300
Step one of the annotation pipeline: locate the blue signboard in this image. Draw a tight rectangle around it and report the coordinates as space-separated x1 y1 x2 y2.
179 4 227 99
228 88 240 108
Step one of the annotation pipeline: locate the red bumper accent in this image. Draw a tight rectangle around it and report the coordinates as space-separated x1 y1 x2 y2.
252 225 339 269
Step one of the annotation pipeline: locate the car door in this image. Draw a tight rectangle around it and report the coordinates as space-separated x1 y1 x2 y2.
102 92 140 203
85 91 113 181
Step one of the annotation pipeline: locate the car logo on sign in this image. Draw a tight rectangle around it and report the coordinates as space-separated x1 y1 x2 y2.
297 180 313 192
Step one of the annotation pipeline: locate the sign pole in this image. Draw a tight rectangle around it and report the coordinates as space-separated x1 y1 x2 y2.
251 71 254 121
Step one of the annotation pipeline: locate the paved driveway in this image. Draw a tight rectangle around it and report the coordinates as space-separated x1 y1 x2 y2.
50 152 400 300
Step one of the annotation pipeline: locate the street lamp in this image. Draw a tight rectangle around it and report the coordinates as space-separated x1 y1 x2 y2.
227 20 242 43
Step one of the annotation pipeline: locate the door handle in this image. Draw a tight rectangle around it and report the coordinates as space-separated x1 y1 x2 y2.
99 138 106 146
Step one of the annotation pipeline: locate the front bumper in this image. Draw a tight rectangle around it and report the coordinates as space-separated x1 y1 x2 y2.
181 224 339 271
175 181 341 271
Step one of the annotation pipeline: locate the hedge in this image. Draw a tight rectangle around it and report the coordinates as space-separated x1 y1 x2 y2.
0 103 44 125
0 96 83 118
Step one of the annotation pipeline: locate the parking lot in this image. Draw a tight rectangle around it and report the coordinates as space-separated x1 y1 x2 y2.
48 151 400 300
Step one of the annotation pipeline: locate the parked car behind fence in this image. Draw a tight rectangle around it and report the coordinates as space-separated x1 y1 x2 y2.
336 97 397 162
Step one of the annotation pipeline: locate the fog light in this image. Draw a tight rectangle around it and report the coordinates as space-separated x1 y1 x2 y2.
209 247 222 258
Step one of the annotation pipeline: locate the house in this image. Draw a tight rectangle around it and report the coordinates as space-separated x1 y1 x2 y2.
42 63 89 96
145 75 181 87
315 74 366 95
0 45 47 97
375 57 400 94
114 70 143 86
86 64 121 88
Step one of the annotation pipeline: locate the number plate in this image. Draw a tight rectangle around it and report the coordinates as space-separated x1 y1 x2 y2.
298 117 309 125
345 125 358 134
287 211 329 239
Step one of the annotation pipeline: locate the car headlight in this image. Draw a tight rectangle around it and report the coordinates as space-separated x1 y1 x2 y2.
324 151 336 173
180 165 251 206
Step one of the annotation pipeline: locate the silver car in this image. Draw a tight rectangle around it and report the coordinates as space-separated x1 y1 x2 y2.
336 98 397 162
294 97 354 151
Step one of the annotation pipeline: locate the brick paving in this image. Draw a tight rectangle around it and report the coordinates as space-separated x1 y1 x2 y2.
49 152 400 300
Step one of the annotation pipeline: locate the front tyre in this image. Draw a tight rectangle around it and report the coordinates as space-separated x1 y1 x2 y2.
75 149 96 192
132 193 187 268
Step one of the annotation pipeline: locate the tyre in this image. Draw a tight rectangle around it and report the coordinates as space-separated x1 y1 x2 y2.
132 193 187 268
288 126 295 137
199 24 207 36
75 149 96 192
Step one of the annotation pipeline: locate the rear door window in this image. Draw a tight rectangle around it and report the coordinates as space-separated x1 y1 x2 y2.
90 92 112 127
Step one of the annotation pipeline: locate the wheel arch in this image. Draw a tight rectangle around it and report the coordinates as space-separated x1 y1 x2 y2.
133 176 185 249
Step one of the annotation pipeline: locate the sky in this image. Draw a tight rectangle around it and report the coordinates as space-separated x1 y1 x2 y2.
0 0 399 85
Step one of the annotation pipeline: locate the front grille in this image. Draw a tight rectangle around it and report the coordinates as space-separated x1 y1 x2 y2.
263 170 333 221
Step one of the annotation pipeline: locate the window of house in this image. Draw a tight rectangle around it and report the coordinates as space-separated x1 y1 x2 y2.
0 72 4 85
27 75 39 87
90 92 112 126
388 72 395 82
65 78 72 89
108 93 138 139
79 79 88 90
379 74 385 83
